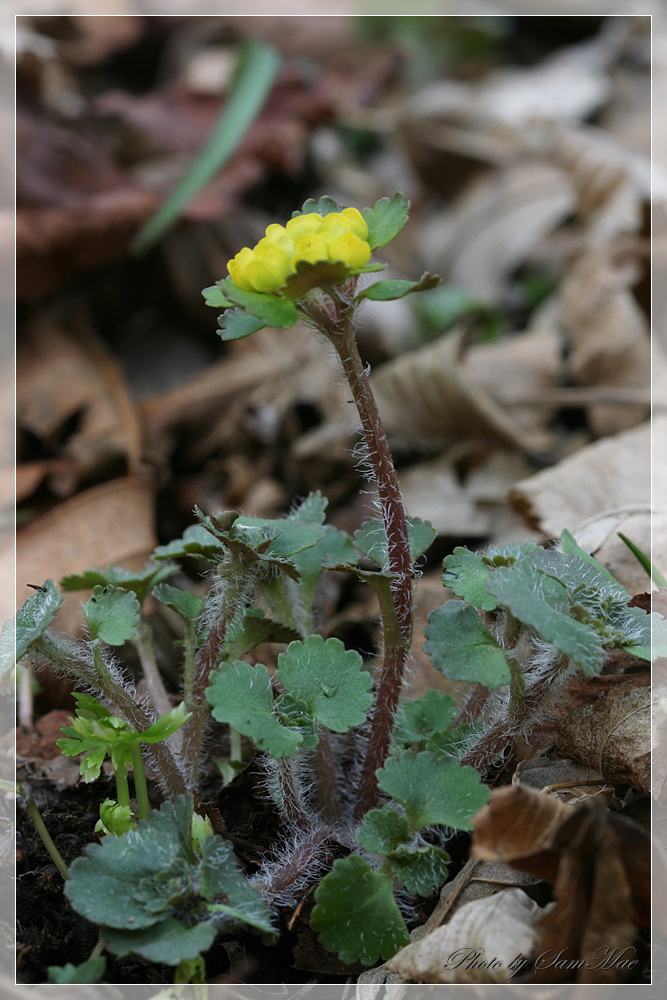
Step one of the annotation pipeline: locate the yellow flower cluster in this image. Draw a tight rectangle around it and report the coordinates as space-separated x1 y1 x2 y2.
227 207 371 294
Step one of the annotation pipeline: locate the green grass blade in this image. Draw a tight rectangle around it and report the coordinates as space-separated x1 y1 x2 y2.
617 532 667 588
131 40 281 254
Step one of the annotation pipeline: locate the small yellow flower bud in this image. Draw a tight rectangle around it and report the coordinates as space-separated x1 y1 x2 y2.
328 232 371 268
285 214 325 239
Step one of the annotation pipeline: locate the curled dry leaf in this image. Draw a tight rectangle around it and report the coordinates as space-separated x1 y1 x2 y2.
472 784 572 866
557 681 650 794
386 888 545 984
371 327 553 455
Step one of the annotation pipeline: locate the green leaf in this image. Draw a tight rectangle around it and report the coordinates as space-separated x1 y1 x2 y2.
61 562 178 602
354 516 437 568
529 550 629 605
291 491 328 524
153 524 225 563
232 516 326 559
355 272 440 302
47 958 106 984
561 529 625 585
152 583 204 624
623 610 667 660
218 278 298 328
139 703 190 744
293 195 340 217
200 836 274 934
132 40 281 253
217 308 266 342
83 586 140 646
442 547 497 611
96 798 136 837
486 560 603 676
426 722 484 759
423 602 512 688
393 690 457 746
65 796 196 929
104 919 216 966
202 283 235 308
355 806 411 855
617 531 667 588
224 609 301 660
13 579 64 661
376 750 490 832
387 843 450 897
361 192 410 250
206 661 302 758
311 855 410 965
277 635 373 733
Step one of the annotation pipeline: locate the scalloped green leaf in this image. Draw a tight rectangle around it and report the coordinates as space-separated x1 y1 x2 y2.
529 550 629 605
355 806 411 855
13 579 64 661
354 516 437 568
442 547 497 611
104 919 216 966
623 610 667 660
423 602 511 688
152 583 204 624
199 836 274 934
277 635 373 733
139 703 190 744
486 560 603 676
218 278 297 328
61 562 178 602
311 855 410 965
206 661 302 758
232 516 326 559
291 491 328 524
84 586 140 646
153 524 225 562
47 957 107 984
65 796 196 929
217 308 266 341
293 195 340 217
376 750 490 832
361 192 410 250
387 843 450 897
355 272 440 303
393 690 457 746
560 529 623 585
202 284 235 308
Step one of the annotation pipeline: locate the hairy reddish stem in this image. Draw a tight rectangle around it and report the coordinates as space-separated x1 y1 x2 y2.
325 314 412 819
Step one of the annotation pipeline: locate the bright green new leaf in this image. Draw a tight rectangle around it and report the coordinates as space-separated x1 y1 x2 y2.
12 579 64 662
617 531 667 588
140 703 190 744
354 516 437 568
486 560 603 676
104 919 216 966
61 562 178 602
217 308 266 341
361 192 410 250
376 750 490 832
424 602 511 688
442 547 497 611
202 284 235 309
206 661 302 758
311 855 410 965
388 843 451 896
355 272 440 303
393 690 457 746
47 958 106 984
355 806 411 855
277 635 373 733
152 584 204 624
84 585 140 646
218 278 298 328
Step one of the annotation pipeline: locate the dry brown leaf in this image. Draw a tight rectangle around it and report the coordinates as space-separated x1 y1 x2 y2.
17 308 142 495
420 162 575 301
472 785 572 865
557 244 650 435
14 477 157 635
557 681 651 793
513 757 617 810
387 889 545 984
371 327 553 455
